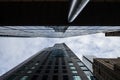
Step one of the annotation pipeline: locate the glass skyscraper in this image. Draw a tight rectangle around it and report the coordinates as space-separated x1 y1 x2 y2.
0 43 95 80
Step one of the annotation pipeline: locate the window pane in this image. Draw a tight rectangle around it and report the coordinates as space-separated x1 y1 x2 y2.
31 67 35 69
42 75 48 80
20 76 28 80
73 76 81 80
45 70 50 73
69 63 74 66
63 70 67 73
35 63 39 65
80 67 88 71
63 75 69 80
27 71 32 73
31 75 39 80
62 66 66 69
83 71 92 76
70 67 76 70
77 62 84 66
54 70 58 73
72 71 78 73
7 75 17 80
53 75 58 80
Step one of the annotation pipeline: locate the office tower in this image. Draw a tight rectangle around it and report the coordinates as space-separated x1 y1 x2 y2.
93 57 120 80
0 43 95 80
82 55 96 73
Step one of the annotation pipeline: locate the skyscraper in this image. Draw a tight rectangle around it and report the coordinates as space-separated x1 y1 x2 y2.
0 43 95 80
93 57 120 80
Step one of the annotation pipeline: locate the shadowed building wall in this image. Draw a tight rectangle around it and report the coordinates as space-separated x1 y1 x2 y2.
0 0 120 25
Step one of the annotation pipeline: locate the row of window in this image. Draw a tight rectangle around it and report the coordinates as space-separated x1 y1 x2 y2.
12 75 69 80
68 62 81 80
77 61 94 80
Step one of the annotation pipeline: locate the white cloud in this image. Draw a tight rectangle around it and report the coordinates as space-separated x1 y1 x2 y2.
0 33 120 76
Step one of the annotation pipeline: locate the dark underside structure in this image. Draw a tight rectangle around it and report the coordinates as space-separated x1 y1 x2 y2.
0 0 120 26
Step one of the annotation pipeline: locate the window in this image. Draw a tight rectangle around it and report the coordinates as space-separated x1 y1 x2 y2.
62 66 66 69
62 62 65 65
31 67 35 69
63 70 67 73
83 71 92 76
37 61 40 63
63 75 69 80
39 66 43 69
80 67 88 71
47 66 51 69
73 76 81 80
54 70 58 73
42 62 45 65
20 76 28 80
70 67 76 70
36 70 41 73
83 71 93 80
31 75 38 80
77 62 84 66
69 63 74 66
72 71 78 74
48 61 52 65
55 62 58 65
53 75 58 80
35 63 39 65
54 66 58 69
86 76 91 80
42 75 48 80
45 70 50 73
7 75 17 80
24 66 28 69
27 71 32 73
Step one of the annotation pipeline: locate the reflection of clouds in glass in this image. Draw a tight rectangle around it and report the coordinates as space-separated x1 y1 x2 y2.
0 26 120 38
0 33 120 76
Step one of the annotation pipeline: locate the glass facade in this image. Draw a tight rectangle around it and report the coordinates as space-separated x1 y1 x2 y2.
0 26 120 38
73 76 82 80
20 76 28 80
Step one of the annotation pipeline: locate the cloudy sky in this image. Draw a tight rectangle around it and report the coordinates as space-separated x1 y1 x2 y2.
0 33 120 76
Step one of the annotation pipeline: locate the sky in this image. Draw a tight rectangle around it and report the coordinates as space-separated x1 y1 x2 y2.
0 33 120 76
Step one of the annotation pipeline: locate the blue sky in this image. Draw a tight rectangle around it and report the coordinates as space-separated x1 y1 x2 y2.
0 33 120 76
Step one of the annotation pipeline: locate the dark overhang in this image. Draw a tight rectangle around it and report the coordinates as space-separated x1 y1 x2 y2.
0 0 120 26
105 31 120 36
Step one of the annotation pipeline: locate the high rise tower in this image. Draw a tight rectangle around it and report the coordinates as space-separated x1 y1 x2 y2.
0 43 95 80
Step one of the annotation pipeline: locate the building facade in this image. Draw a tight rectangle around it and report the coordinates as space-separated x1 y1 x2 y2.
0 43 95 80
0 26 120 38
82 55 96 73
93 58 120 80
